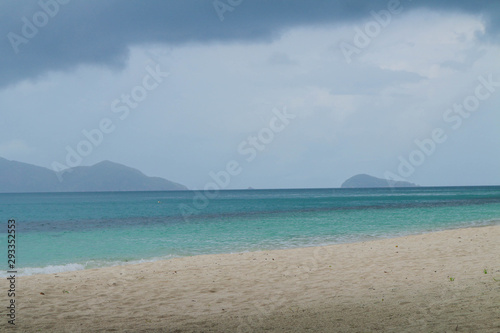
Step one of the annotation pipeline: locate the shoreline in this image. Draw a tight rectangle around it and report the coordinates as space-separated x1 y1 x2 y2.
5 225 500 332
12 219 500 278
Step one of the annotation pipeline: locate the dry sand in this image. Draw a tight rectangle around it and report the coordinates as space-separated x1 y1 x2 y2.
3 225 500 332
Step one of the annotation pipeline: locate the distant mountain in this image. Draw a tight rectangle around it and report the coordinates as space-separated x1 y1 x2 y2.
0 157 187 193
341 174 418 188
0 157 62 193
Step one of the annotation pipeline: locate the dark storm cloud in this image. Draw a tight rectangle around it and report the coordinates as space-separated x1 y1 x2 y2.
1 0 499 88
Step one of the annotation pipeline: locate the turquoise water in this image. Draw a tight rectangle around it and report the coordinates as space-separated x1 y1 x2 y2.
1 187 499 276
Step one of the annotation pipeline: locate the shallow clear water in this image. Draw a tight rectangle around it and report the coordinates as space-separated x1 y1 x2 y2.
1 186 499 276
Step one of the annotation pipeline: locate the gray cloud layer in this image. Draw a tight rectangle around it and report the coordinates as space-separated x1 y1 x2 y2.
1 0 499 88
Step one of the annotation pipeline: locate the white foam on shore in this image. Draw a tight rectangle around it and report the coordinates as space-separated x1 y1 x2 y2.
1 263 86 277
1 255 179 277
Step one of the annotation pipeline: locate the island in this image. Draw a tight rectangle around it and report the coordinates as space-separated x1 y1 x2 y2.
0 157 187 193
341 174 418 188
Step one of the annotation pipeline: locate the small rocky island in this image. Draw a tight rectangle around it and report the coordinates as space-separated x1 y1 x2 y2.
341 174 418 188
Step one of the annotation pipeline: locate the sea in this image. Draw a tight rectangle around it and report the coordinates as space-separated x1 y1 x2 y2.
1 186 500 277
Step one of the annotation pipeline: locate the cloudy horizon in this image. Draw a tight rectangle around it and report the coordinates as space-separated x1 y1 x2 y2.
1 0 499 189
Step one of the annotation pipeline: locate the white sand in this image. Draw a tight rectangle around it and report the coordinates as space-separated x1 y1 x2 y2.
4 225 500 332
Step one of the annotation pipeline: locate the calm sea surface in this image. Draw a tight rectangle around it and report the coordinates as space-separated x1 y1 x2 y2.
1 186 499 276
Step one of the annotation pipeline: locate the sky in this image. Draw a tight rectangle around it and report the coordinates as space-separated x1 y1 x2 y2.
1 0 499 189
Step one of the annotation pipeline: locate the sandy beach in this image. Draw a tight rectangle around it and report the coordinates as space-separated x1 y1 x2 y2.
4 225 500 332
